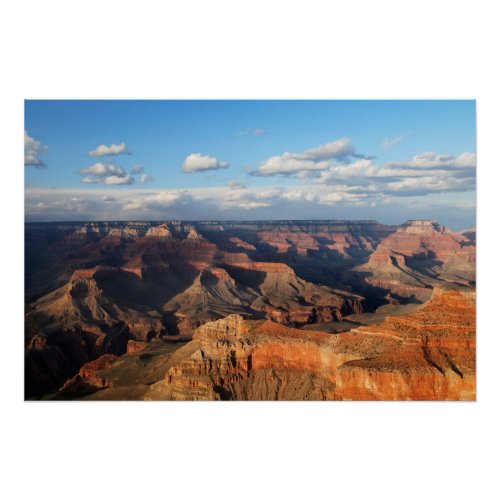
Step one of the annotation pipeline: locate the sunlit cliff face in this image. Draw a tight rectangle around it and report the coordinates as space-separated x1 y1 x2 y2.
25 220 475 400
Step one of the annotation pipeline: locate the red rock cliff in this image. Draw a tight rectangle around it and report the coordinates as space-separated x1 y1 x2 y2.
147 288 475 401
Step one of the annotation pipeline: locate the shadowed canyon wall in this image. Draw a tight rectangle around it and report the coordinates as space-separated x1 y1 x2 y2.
25 220 475 399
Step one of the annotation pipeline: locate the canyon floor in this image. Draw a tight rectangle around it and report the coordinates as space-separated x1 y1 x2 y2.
25 219 475 400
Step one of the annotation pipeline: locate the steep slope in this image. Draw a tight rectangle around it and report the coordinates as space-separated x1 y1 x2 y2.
54 336 192 400
28 267 164 336
25 266 166 398
220 252 363 324
355 220 475 302
335 288 475 400
25 219 476 399
163 267 259 332
146 288 474 400
246 262 363 324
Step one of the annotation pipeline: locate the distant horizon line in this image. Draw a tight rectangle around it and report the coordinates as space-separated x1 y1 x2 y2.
24 218 444 225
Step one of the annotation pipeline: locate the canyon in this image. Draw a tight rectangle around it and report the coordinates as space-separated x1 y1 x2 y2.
25 219 475 400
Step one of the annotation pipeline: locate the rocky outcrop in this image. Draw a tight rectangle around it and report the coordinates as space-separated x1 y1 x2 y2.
355 220 475 302
147 289 475 401
147 316 343 400
163 267 258 333
220 258 364 324
126 340 148 355
25 329 90 398
186 227 203 240
55 337 192 400
228 237 256 251
58 354 119 396
74 354 118 386
335 288 475 400
145 224 173 238
25 219 475 399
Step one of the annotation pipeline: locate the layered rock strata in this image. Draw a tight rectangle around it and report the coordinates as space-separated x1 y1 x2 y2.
25 220 475 399
147 289 475 401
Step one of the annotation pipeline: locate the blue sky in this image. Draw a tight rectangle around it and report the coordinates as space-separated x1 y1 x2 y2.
25 100 476 229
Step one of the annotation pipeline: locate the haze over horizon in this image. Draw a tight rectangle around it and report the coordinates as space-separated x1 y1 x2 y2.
25 100 476 230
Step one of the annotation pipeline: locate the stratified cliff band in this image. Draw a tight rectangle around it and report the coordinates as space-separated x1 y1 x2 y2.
25 220 475 400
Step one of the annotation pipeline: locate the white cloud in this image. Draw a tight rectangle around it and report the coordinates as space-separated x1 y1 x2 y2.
387 151 476 169
216 191 272 210
77 162 135 185
122 201 143 210
131 165 144 174
281 189 317 202
182 153 229 173
122 190 189 210
235 201 271 209
316 159 376 183
139 174 153 183
256 154 331 176
298 138 354 161
382 133 410 149
253 138 354 176
78 162 127 177
81 177 98 184
253 187 282 200
89 142 130 157
25 131 48 167
24 183 476 228
319 191 369 206
314 150 476 197
104 175 134 185
25 146 476 224
454 152 477 168
25 195 91 216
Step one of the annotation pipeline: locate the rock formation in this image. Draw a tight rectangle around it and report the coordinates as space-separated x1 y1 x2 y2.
146 289 475 401
355 219 475 303
24 220 475 400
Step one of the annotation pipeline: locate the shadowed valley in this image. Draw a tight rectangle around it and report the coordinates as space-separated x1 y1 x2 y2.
25 219 475 400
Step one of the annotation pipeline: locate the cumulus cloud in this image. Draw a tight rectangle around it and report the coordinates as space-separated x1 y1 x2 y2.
131 165 144 174
253 138 355 177
104 175 134 185
77 162 135 185
88 142 130 157
182 153 229 173
25 141 475 227
382 133 410 149
387 151 476 169
454 152 477 168
255 154 331 176
299 138 354 161
315 151 476 197
78 162 127 177
25 131 48 167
